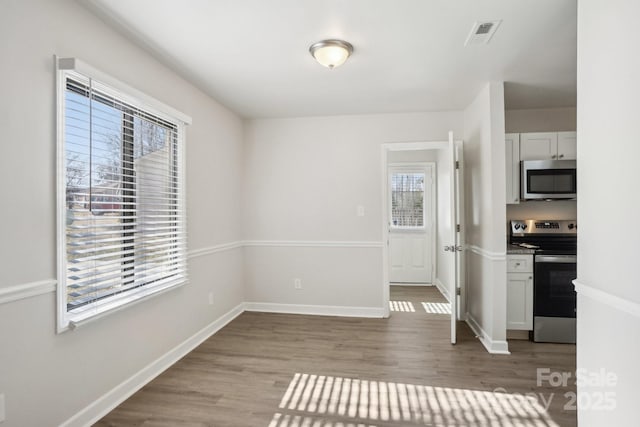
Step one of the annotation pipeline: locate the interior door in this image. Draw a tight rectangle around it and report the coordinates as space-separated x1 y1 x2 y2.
446 132 465 344
388 166 434 284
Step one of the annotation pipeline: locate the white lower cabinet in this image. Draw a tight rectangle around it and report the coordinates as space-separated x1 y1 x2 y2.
507 255 533 330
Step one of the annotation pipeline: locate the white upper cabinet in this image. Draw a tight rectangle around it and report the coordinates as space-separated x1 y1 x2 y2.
557 131 577 160
504 131 577 205
520 132 558 160
520 131 577 161
505 133 520 204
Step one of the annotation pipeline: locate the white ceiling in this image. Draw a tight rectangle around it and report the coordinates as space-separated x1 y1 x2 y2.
84 0 577 119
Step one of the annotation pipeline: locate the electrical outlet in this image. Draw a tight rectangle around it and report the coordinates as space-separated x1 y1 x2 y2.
0 393 5 423
208 292 214 305
357 205 365 217
294 278 302 290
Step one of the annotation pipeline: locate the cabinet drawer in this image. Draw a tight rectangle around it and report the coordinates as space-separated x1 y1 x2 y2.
507 255 533 273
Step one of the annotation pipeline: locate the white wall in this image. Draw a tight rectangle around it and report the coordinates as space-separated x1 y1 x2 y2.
505 107 577 221
507 200 577 221
243 113 462 310
0 1 244 425
387 150 438 164
576 1 640 424
462 82 508 354
505 107 576 133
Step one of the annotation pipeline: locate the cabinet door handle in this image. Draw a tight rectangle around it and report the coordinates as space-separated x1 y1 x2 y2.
529 276 533 279
559 154 564 159
515 262 521 266
551 154 557 159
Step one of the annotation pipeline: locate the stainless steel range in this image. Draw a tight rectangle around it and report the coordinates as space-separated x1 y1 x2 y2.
510 220 577 344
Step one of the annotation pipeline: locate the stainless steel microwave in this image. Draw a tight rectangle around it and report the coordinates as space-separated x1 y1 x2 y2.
521 160 577 200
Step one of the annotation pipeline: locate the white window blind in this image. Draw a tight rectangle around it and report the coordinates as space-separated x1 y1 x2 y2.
391 173 425 228
57 60 189 330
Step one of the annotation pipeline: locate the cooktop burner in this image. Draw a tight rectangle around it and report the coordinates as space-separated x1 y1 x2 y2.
509 219 577 255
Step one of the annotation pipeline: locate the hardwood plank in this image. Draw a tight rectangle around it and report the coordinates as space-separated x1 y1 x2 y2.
96 286 576 426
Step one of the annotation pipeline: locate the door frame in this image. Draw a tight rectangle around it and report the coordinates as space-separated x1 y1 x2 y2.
381 140 449 318
387 162 436 285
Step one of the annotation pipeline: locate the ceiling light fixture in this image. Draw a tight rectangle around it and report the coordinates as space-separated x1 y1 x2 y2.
309 39 353 69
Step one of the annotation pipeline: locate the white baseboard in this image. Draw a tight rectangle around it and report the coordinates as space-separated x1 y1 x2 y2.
465 312 510 355
244 302 385 318
390 283 433 287
60 302 246 427
434 278 450 303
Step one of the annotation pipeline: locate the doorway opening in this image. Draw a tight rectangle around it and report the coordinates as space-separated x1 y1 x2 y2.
381 135 465 344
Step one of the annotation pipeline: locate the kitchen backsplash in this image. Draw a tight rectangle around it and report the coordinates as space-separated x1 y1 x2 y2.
507 199 577 220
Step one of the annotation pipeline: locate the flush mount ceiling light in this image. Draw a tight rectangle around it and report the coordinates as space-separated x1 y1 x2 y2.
309 39 354 69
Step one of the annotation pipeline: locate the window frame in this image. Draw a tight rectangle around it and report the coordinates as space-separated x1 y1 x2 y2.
55 57 191 333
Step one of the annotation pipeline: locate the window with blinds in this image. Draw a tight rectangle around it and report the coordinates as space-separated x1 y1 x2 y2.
57 63 188 330
391 173 425 228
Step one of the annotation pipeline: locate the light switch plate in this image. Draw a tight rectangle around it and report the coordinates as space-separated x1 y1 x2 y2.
357 205 365 217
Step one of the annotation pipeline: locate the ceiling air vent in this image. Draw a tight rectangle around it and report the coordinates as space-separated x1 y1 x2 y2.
464 20 501 46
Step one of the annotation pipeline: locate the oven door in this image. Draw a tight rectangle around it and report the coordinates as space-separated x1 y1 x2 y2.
534 255 577 317
533 254 577 343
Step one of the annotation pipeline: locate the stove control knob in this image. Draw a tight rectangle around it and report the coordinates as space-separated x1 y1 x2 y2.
568 223 576 230
514 223 521 230
522 224 528 230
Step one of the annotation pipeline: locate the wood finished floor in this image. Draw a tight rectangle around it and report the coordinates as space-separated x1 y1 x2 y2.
96 286 577 426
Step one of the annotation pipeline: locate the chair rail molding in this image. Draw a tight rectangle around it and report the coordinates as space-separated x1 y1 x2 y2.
466 244 506 261
187 241 244 259
0 279 57 305
243 240 384 248
574 279 640 319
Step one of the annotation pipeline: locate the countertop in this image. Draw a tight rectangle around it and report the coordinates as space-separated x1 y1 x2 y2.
507 244 536 255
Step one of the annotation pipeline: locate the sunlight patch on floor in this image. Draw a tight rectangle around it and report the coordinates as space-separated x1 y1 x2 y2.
389 300 415 312
421 301 451 314
272 373 560 427
269 413 376 427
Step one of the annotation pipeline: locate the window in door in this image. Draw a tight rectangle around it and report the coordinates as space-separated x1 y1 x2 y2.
390 173 425 228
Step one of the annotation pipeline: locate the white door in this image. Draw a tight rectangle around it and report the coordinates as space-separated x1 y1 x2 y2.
445 132 465 344
388 165 434 284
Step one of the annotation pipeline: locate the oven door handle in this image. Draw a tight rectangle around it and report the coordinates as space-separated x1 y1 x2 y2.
535 255 577 263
